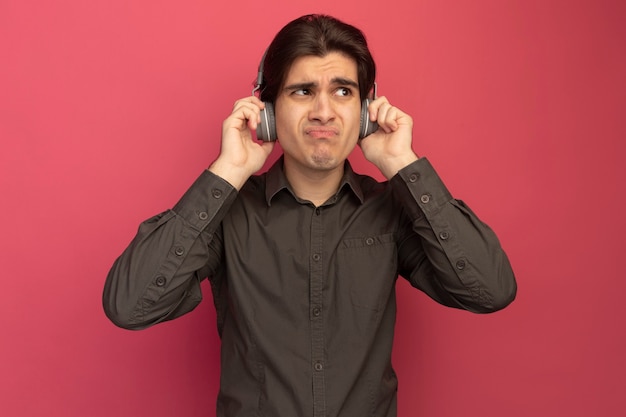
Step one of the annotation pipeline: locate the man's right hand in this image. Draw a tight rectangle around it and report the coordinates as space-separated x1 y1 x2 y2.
208 96 275 190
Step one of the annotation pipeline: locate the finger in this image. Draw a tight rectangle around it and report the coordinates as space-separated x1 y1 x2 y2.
232 95 264 109
382 107 400 132
375 103 396 133
232 100 262 117
369 96 401 133
368 96 389 122
231 101 263 130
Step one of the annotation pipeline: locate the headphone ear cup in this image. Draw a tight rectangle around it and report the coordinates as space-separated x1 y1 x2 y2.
256 103 277 142
359 98 378 139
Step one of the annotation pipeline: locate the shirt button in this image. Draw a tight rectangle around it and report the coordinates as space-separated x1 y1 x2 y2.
315 208 321 215
211 189 223 199
420 194 431 204
312 253 321 262
439 231 450 240
155 276 167 287
408 173 420 183
198 211 208 220
365 237 375 245
456 259 466 270
312 307 321 317
314 362 323 371
175 246 185 256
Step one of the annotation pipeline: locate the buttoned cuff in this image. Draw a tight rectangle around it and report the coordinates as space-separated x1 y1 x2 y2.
391 157 453 220
173 170 237 232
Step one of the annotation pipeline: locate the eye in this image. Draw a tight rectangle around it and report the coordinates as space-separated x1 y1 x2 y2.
293 88 311 96
335 87 353 97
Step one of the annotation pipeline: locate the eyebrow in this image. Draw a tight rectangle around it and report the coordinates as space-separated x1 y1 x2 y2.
283 77 359 92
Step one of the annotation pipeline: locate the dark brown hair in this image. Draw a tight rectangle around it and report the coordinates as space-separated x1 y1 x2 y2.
258 14 376 103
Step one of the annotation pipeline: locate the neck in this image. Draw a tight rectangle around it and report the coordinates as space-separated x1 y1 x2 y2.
283 159 345 207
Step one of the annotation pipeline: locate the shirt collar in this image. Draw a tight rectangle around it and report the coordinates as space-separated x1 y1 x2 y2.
265 156 365 206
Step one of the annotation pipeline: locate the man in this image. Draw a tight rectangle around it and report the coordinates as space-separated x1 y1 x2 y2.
103 14 516 417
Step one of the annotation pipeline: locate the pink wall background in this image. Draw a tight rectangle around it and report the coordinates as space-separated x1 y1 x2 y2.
1 0 624 416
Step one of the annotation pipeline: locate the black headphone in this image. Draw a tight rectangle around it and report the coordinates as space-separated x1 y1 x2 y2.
253 51 378 142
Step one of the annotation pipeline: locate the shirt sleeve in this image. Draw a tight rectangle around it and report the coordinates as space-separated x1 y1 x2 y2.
102 170 237 330
391 157 517 313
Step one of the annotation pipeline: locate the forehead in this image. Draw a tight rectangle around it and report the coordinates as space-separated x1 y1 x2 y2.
283 52 358 85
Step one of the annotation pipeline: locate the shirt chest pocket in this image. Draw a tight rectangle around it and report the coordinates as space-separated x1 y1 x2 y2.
336 233 398 312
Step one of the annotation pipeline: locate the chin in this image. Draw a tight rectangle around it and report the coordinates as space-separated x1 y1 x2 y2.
309 154 342 170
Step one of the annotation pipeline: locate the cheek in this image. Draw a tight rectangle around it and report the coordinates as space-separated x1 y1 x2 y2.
275 114 292 143
343 107 362 137
274 101 299 137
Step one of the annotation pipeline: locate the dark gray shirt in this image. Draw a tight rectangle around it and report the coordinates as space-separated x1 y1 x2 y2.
103 157 516 417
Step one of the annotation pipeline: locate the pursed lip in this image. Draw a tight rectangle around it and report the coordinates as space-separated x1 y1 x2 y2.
305 127 339 139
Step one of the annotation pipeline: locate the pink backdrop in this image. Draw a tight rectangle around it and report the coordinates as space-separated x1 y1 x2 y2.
1 0 624 416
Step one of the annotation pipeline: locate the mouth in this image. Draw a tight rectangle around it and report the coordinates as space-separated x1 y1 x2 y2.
305 127 339 139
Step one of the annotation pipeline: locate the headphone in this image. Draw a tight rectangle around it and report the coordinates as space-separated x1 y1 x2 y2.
253 51 379 142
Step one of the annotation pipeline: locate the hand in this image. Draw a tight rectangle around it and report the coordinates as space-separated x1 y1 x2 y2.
359 97 418 179
209 96 275 189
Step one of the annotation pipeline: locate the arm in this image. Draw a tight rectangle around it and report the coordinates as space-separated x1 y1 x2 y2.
392 158 516 312
103 96 275 329
103 172 236 330
360 98 516 312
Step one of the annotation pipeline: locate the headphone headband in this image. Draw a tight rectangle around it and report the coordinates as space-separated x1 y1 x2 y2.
252 50 268 96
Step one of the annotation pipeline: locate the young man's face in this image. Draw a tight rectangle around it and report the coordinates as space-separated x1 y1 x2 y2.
274 52 361 174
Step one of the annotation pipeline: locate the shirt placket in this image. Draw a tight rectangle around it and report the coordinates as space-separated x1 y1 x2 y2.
310 206 325 417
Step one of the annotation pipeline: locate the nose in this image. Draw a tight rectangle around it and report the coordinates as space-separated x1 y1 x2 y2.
309 93 335 124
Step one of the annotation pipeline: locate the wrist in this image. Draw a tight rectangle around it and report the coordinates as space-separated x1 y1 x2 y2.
378 153 419 179
208 158 251 190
